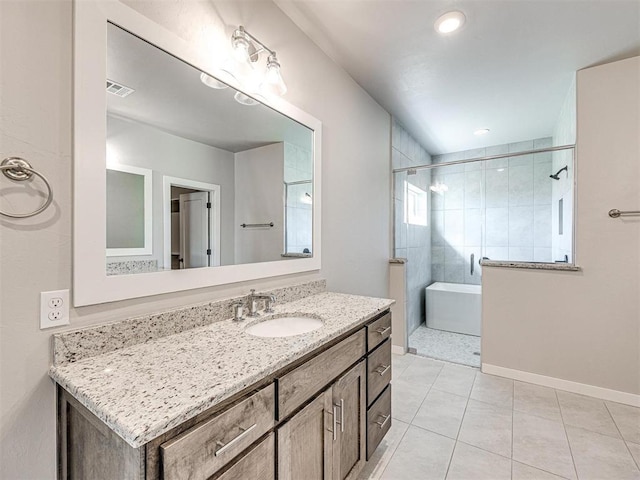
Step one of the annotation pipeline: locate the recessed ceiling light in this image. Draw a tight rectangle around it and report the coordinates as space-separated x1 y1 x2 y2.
435 11 466 34
474 128 490 136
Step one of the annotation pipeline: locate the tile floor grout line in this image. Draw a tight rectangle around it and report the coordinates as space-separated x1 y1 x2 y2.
603 402 640 472
375 422 413 480
455 371 478 442
511 458 573 480
443 440 459 480
555 388 580 480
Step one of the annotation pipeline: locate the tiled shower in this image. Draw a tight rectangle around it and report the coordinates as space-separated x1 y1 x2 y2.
392 113 575 366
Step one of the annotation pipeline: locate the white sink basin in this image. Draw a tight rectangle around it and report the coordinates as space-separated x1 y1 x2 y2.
245 316 323 338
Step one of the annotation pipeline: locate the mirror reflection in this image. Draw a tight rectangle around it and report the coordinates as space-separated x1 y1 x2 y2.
105 24 313 275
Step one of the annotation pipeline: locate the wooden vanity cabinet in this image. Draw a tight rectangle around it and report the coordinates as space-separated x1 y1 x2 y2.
57 310 392 480
277 360 367 480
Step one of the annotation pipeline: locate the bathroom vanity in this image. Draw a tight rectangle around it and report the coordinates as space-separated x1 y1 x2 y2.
51 287 393 479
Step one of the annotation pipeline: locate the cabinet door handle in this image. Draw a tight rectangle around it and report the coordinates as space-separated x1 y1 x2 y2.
332 405 338 441
374 414 391 429
375 364 391 376
340 398 344 433
214 424 256 456
375 326 391 335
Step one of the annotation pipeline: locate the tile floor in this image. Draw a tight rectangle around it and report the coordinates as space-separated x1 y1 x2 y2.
360 353 640 480
409 325 481 367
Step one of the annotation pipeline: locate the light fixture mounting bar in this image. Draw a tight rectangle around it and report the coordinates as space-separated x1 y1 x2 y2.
237 25 276 58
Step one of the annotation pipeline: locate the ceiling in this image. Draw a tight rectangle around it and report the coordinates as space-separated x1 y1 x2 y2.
107 23 312 153
276 0 640 155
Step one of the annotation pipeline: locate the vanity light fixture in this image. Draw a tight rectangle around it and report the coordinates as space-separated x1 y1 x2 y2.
474 128 490 136
434 11 466 34
218 26 287 103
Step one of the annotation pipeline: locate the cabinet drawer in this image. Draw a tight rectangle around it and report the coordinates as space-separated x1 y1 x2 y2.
366 384 391 460
278 329 366 420
366 312 391 352
161 384 275 480
367 339 391 406
215 433 274 480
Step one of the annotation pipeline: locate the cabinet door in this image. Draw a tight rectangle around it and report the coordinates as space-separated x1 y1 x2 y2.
277 389 333 480
331 360 366 480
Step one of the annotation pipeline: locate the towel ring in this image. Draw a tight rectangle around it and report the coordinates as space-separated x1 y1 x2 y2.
0 157 53 218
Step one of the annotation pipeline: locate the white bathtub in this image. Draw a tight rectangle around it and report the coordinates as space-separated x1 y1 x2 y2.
425 282 482 336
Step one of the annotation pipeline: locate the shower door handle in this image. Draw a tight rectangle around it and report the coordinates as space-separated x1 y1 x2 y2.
470 253 475 275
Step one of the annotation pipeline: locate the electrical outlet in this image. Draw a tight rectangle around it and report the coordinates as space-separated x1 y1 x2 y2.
40 289 70 329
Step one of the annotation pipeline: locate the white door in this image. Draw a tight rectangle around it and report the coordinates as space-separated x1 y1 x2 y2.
179 191 210 268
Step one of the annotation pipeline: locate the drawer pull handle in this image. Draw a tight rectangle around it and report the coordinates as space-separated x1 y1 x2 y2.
375 326 391 336
214 423 257 456
375 364 391 376
375 414 391 429
332 405 338 441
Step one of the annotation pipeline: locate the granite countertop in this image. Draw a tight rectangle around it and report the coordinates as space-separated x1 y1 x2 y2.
49 292 393 448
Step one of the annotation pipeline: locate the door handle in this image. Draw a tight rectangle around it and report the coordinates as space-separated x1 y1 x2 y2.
331 405 338 441
470 253 475 275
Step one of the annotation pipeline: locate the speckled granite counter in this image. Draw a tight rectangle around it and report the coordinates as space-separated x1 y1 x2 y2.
481 260 581 271
49 291 393 448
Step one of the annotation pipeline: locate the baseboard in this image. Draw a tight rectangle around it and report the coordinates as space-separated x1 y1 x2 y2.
391 345 407 355
482 363 640 407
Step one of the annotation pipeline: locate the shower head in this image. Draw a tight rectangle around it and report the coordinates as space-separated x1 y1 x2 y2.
550 165 568 180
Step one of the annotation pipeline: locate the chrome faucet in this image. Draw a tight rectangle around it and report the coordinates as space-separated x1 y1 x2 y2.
247 289 277 316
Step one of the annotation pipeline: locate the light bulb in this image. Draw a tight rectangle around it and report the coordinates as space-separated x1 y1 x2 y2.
234 91 260 106
231 28 251 63
261 54 287 96
199 72 229 89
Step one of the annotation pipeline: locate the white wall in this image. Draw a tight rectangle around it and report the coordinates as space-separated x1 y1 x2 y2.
482 56 640 399
234 143 285 264
107 114 236 268
0 0 391 477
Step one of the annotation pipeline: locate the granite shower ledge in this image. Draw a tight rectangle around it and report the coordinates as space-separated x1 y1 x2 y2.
481 260 581 271
49 292 393 449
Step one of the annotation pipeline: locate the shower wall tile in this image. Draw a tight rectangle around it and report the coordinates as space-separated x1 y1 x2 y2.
431 246 445 265
509 154 533 168
444 210 464 246
509 165 534 205
445 245 464 265
509 247 534 262
444 264 465 283
464 171 483 208
534 151 552 164
444 173 465 209
509 206 534 247
432 210 444 246
485 247 508 262
486 208 509 246
485 144 509 169
534 137 553 149
534 161 553 205
534 204 552 247
465 148 486 160
509 140 535 153
392 119 433 333
432 263 445 282
534 247 553 263
485 169 509 207
464 209 483 246
431 187 444 210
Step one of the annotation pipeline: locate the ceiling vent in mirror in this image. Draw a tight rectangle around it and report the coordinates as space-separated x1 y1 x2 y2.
106 80 135 98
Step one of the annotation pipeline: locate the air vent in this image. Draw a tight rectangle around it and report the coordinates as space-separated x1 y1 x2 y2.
106 80 135 98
